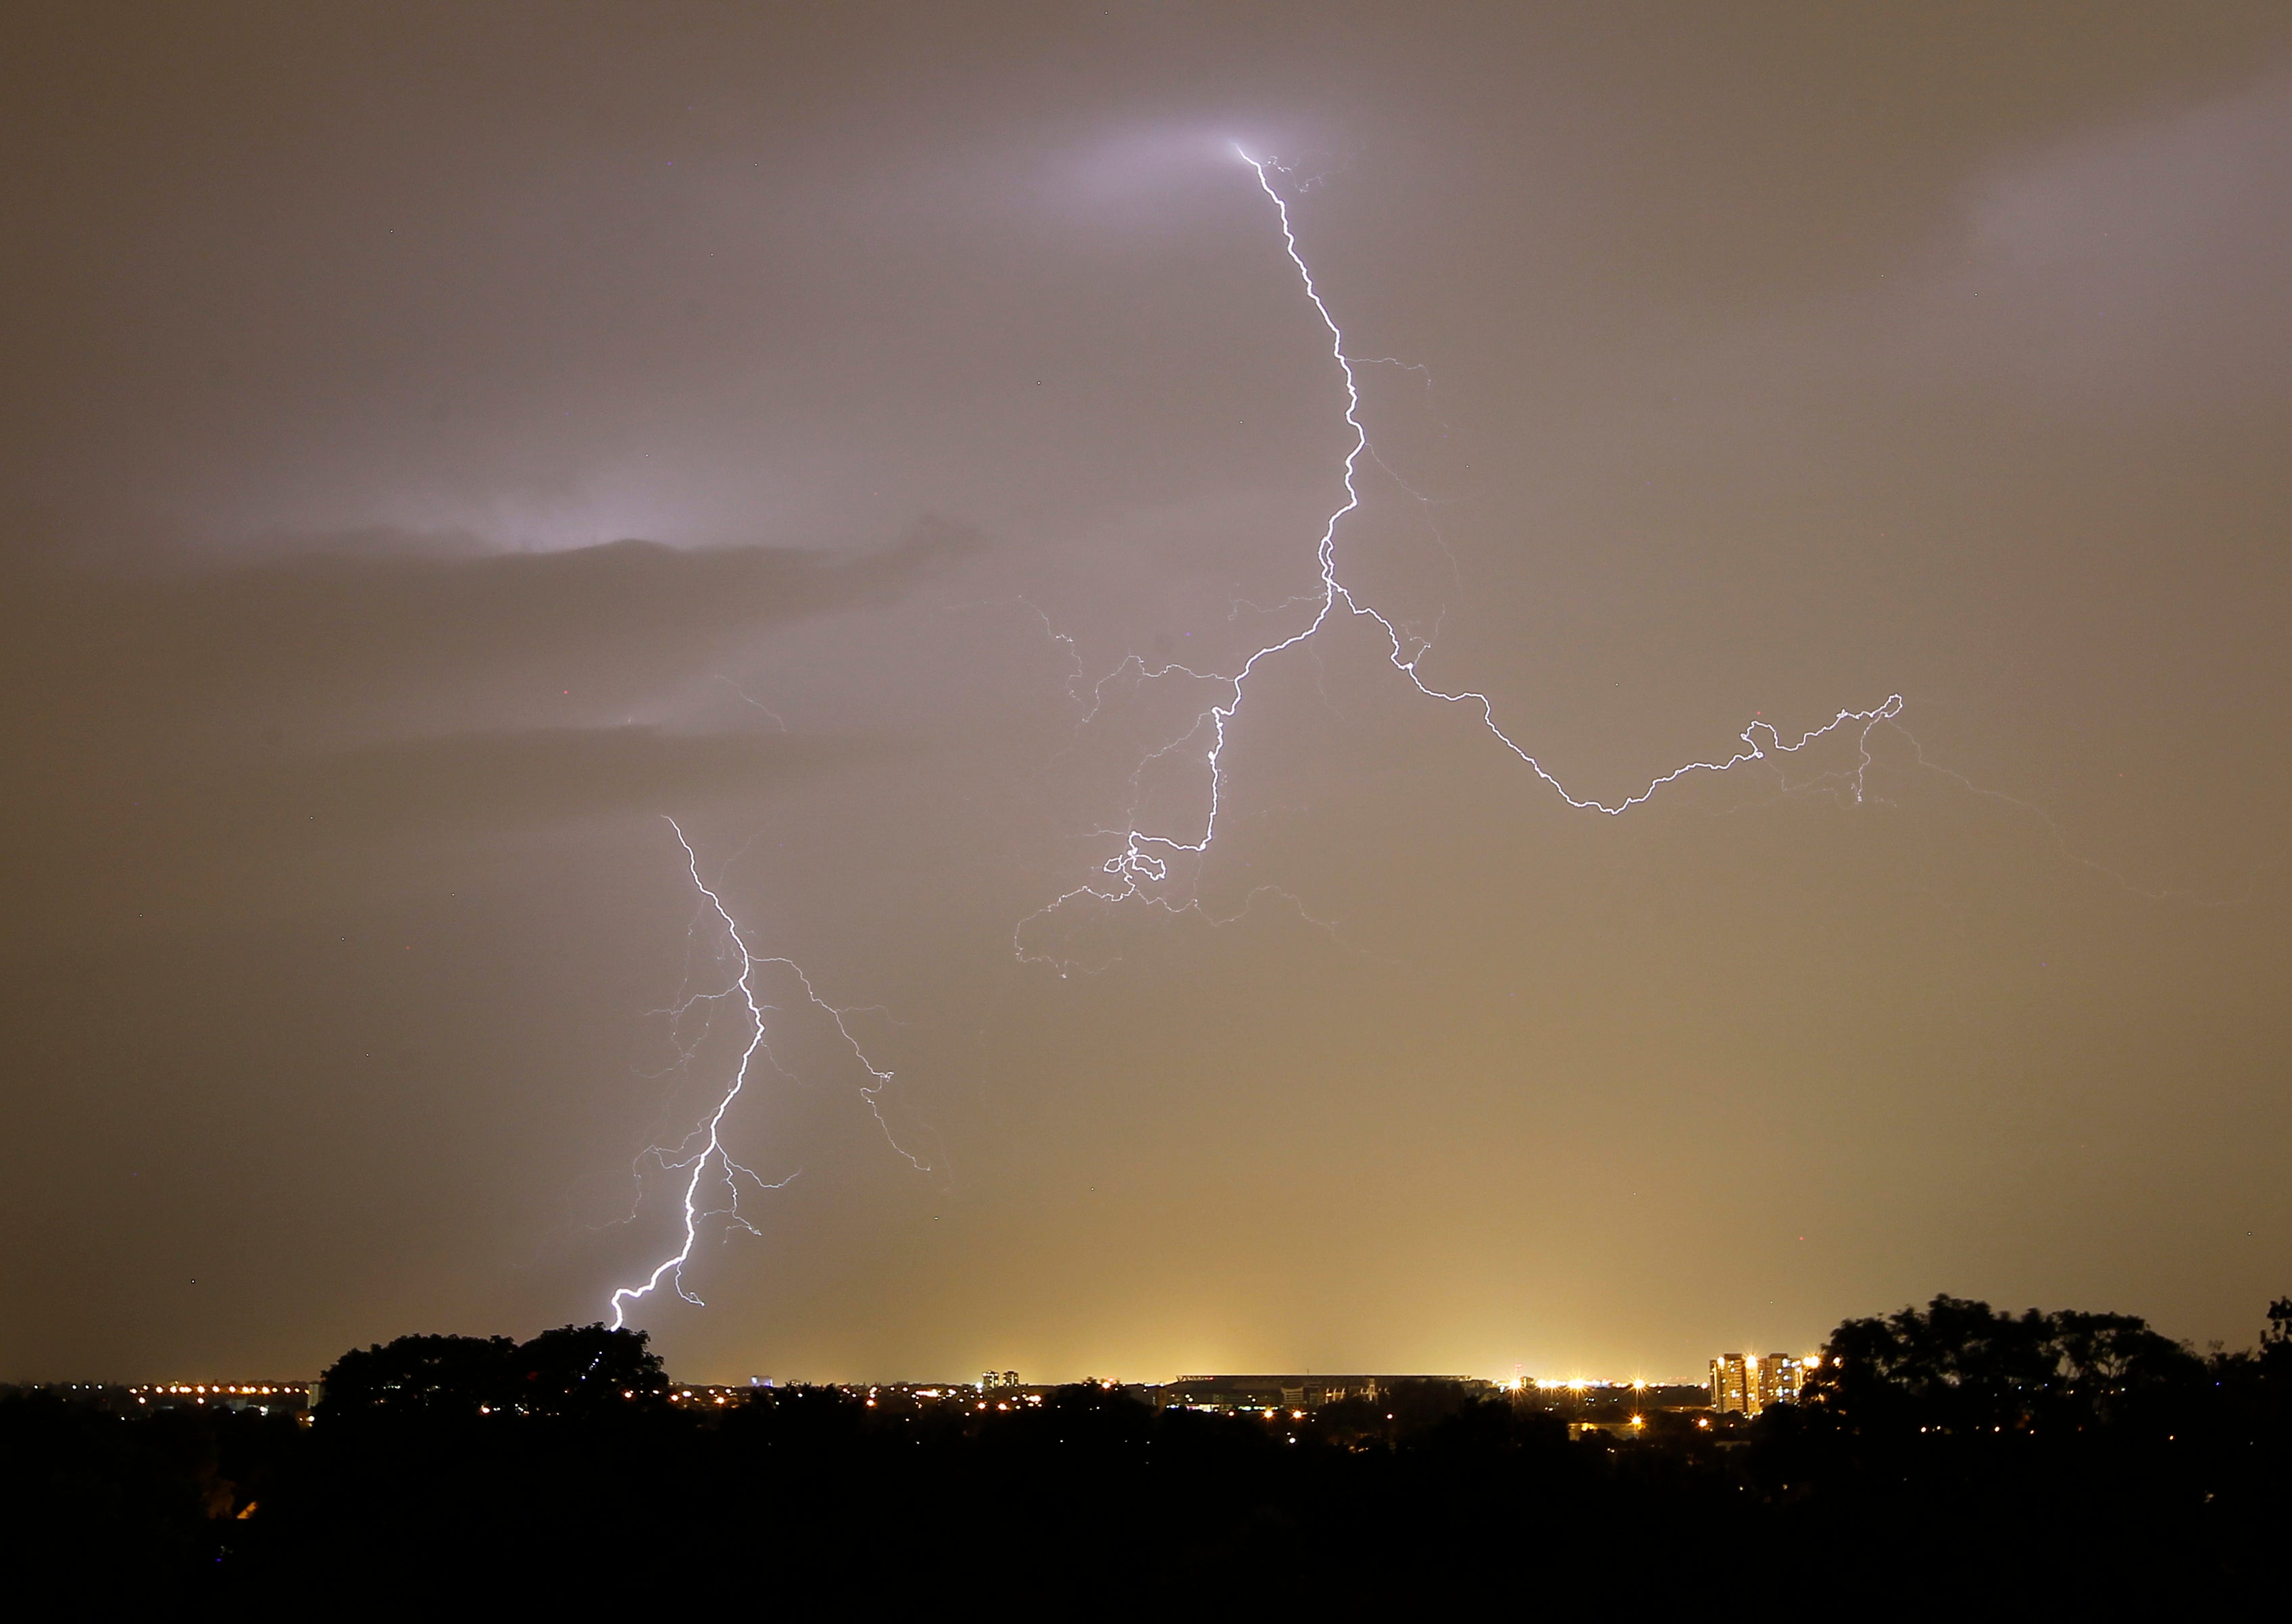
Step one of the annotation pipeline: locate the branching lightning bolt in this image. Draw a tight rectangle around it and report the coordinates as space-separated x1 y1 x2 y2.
603 142 2264 1325
1017 149 1912 969
608 817 923 1329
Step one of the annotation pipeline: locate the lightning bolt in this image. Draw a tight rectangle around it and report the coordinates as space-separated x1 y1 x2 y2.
608 141 2253 1323
1016 149 1911 969
607 817 923 1329
714 673 790 732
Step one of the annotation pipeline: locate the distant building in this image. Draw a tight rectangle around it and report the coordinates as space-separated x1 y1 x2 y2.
1157 1375 1491 1413
980 1370 1020 1391
1756 1352 1808 1410
1566 1417 1651 1441
1520 1380 1708 1417
1710 1352 1808 1415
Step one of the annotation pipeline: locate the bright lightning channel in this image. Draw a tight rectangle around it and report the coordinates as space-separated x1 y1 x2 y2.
608 817 920 1329
1018 149 1906 965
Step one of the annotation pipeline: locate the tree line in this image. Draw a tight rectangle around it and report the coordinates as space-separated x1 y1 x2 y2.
5 1294 2285 1608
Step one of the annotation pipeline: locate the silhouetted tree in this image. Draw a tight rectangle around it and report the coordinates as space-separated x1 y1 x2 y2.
22 1296 2289 1606
512 1323 668 1417
318 1333 518 1419
2049 1310 2199 1423
1801 1293 2200 1435
317 1324 664 1420
2261 1296 2292 1373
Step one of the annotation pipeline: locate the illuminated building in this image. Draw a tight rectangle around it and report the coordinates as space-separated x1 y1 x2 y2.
1709 1352 1809 1415
1755 1353 1809 1410
1518 1379 1709 1417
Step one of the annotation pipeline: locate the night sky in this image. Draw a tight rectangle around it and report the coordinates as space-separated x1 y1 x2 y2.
5 3 2289 1384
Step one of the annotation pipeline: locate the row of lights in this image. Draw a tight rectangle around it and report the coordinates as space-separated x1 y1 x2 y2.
1506 1357 1826 1393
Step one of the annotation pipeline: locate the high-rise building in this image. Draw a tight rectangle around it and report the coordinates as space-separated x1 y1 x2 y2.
1710 1353 1751 1414
1710 1352 1807 1415
1753 1353 1807 1411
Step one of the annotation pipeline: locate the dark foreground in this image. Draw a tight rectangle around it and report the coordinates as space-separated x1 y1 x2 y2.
7 1296 2288 1612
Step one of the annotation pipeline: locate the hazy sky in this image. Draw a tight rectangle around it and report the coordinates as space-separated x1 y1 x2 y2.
5 3 2289 1384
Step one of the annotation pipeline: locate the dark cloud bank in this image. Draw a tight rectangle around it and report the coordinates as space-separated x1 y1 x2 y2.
1 521 976 944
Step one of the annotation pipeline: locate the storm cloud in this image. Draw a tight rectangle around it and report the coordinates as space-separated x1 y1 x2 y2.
2 5 2287 1385
1 522 970 941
